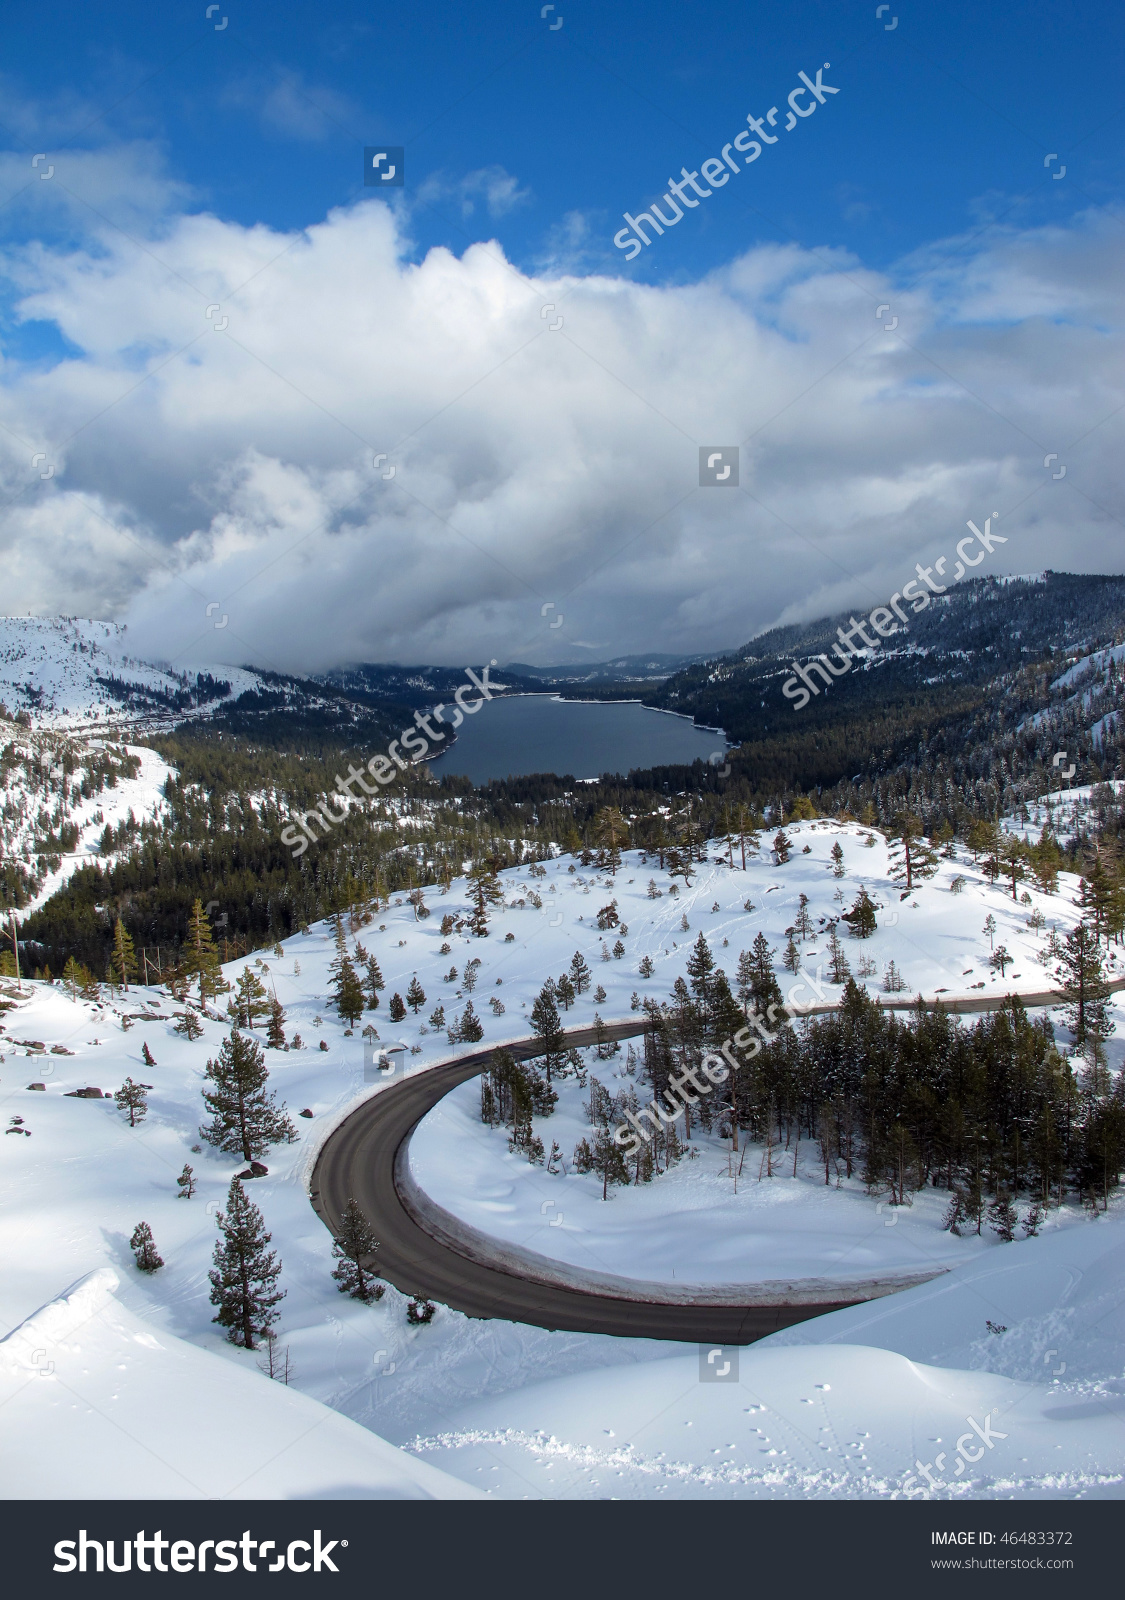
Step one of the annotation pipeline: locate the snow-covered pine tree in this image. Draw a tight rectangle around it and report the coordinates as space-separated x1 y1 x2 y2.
130 1221 163 1272
209 1177 284 1350
141 1040 156 1067
330 1198 385 1302
199 1030 297 1162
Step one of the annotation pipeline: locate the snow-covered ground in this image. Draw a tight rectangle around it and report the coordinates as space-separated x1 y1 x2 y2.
0 1270 479 1500
1 821 1122 1498
409 1212 1125 1498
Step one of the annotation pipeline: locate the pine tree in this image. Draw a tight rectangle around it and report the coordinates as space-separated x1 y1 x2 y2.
406 974 426 1014
593 806 629 875
998 834 1026 901
141 1041 156 1067
388 992 406 1023
592 1126 629 1199
1052 922 1114 1051
209 1178 284 1350
266 994 286 1049
200 1030 297 1161
111 917 137 991
889 815 938 893
555 972 576 1010
830 841 846 878
466 856 504 936
458 1000 483 1042
686 931 715 1007
842 886 877 939
229 967 271 1029
364 955 385 1009
184 899 223 1006
406 1296 436 1325
130 1221 163 1272
983 913 997 950
530 982 566 1079
988 1192 1018 1242
783 933 801 974
173 1008 204 1041
333 956 366 1027
115 1077 148 1126
638 954 654 978
331 1198 385 1303
772 829 792 865
827 924 851 984
569 950 592 994
62 954 89 999
176 1163 196 1198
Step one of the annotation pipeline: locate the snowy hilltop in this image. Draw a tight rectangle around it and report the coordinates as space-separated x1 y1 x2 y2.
0 616 262 730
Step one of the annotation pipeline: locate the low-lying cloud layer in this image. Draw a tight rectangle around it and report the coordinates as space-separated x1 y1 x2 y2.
1 150 1122 674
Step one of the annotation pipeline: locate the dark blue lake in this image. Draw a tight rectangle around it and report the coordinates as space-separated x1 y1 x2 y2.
427 693 726 785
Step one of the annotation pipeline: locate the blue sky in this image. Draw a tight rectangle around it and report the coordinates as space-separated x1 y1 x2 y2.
0 1 1123 669
6 0 1120 285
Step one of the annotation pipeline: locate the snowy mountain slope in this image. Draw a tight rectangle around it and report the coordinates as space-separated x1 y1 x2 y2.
0 1269 480 1500
0 711 172 914
0 818 1121 1499
0 616 262 730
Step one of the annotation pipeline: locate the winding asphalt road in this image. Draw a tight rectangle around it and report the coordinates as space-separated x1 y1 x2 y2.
310 982 1113 1345
310 1020 856 1343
